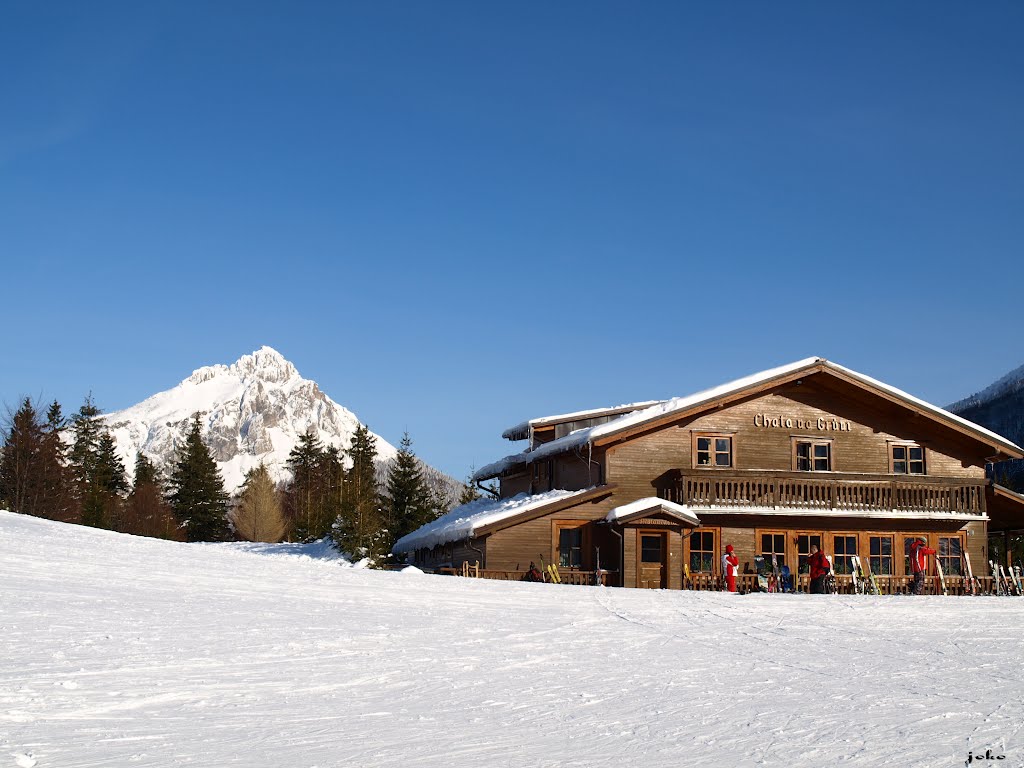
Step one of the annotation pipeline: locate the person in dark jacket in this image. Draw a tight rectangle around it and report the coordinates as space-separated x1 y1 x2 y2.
522 562 544 583
909 538 936 595
807 544 830 594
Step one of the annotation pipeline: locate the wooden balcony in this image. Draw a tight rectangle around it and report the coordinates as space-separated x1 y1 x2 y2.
665 470 985 516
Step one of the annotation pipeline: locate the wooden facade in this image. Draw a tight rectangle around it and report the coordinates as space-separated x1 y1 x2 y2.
402 360 1024 591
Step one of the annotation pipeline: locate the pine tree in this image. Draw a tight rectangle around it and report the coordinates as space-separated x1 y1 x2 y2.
37 401 71 522
320 445 345 538
384 432 437 559
0 398 45 515
233 463 287 542
334 424 383 561
69 395 126 529
286 430 327 541
458 469 482 506
168 415 231 542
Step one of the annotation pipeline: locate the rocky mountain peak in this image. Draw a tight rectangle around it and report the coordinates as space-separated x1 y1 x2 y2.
104 347 397 492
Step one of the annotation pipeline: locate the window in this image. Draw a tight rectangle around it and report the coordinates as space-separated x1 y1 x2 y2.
869 535 894 575
891 444 926 475
794 439 831 471
938 536 963 576
689 530 716 573
833 534 857 575
760 531 786 568
796 533 823 575
558 527 583 568
641 535 664 563
694 434 732 468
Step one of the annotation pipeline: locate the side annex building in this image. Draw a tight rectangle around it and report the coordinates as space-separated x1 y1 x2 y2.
394 358 1024 593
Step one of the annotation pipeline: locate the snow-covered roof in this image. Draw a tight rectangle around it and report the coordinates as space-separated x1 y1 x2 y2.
501 401 667 441
473 357 1024 481
606 498 701 526
392 488 597 554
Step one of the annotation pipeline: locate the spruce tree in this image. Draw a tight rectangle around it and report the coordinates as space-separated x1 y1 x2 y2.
38 401 71 521
69 395 126 529
286 430 326 541
319 445 345 539
334 424 383 561
384 432 436 558
458 469 482 506
168 415 231 542
0 398 44 515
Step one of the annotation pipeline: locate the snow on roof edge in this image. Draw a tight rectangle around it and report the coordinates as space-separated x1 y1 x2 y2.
500 401 668 440
393 488 597 554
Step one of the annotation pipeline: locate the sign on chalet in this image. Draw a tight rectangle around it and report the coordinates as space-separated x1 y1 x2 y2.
394 358 1024 593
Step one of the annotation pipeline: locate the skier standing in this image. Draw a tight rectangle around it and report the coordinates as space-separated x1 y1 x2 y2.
909 538 936 595
722 544 739 593
807 544 830 594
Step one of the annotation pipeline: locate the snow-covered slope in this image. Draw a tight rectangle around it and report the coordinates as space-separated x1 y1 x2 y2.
103 346 398 492
4 510 1024 767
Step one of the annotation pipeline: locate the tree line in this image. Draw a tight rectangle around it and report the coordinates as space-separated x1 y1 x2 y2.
0 396 478 564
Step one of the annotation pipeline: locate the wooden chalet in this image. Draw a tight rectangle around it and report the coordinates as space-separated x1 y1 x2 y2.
394 358 1024 593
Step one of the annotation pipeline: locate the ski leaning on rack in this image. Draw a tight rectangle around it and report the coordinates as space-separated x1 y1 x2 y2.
849 556 862 594
754 556 769 592
934 559 948 596
771 554 781 593
990 560 1006 595
962 551 979 596
852 555 879 595
539 554 560 584
1010 564 1024 596
1003 561 1019 598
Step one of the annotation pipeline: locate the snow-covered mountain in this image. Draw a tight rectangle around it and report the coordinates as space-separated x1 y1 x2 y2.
947 362 1024 451
103 346 399 492
948 362 1024 486
948 362 1024 415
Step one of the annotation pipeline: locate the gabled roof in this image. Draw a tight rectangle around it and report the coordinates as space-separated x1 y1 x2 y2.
501 401 667 441
605 497 701 527
473 358 1024 481
392 486 614 554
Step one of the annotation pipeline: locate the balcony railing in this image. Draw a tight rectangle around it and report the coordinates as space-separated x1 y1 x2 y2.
665 470 985 516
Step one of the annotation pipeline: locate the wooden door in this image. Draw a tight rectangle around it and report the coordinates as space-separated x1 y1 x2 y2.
638 533 667 589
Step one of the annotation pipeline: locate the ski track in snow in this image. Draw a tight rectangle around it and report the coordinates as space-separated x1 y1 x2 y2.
2 511 1024 767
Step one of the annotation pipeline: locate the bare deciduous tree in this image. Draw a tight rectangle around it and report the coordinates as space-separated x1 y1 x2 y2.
233 464 287 543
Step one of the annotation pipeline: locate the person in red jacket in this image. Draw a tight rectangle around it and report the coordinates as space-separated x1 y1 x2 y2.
909 537 936 595
807 544 830 594
722 544 739 593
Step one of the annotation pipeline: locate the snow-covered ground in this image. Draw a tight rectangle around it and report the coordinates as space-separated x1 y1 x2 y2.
3 511 1023 768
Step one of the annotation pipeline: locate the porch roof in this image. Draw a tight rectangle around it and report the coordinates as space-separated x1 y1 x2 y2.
606 497 702 527
987 484 1024 532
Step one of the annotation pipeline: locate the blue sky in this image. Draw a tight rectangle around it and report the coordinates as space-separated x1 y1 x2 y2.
2 2 1022 478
